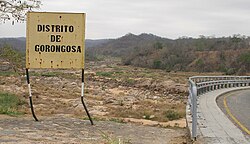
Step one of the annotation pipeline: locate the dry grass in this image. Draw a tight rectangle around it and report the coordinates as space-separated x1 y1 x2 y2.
1 58 189 123
108 99 185 122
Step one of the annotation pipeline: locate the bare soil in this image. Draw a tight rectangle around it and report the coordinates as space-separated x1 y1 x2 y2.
0 115 189 144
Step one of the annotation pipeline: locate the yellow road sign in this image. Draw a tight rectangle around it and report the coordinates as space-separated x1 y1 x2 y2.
26 12 85 69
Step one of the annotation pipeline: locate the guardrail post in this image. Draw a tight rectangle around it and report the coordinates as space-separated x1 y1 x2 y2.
192 85 197 139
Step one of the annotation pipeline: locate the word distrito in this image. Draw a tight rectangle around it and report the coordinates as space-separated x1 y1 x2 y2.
34 24 81 53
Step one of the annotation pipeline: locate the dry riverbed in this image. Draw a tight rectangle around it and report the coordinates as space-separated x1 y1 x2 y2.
0 58 196 143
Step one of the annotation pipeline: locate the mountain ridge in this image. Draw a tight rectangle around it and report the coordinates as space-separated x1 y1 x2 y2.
0 37 112 52
1 33 250 74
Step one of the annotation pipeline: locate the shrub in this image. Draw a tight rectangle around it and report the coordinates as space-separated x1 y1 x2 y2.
225 68 236 75
96 72 113 77
153 42 163 49
0 45 25 75
165 110 181 121
153 60 161 69
0 92 25 116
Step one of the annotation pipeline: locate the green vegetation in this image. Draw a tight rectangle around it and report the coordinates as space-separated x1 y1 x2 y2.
110 100 185 122
0 92 25 116
109 118 125 123
195 58 204 66
153 41 163 49
96 72 113 77
164 110 182 121
87 33 250 74
82 117 124 123
0 45 25 75
41 72 60 77
239 52 250 65
96 70 127 78
0 71 18 76
224 68 236 75
195 36 206 51
85 54 105 61
153 60 162 69
31 71 62 77
124 78 135 85
113 71 124 75
30 71 78 79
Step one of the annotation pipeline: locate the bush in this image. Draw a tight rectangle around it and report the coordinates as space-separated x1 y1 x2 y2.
153 60 161 69
0 92 25 116
153 42 163 49
0 45 25 75
165 110 181 121
96 72 113 77
239 52 250 70
0 71 18 76
121 57 132 65
224 68 236 75
239 53 250 63
125 78 135 85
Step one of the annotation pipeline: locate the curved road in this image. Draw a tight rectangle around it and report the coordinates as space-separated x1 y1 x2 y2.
217 89 250 136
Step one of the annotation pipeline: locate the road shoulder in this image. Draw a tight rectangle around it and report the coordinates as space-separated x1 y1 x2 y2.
197 87 250 144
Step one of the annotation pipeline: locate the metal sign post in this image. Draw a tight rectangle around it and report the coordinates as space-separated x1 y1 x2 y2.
81 69 93 125
26 68 38 121
26 12 93 125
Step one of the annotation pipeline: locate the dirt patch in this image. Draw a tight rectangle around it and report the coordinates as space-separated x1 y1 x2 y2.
0 115 188 144
123 118 186 128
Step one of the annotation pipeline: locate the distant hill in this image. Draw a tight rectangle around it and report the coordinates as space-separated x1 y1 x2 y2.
0 37 111 53
86 39 112 48
88 33 173 57
2 34 250 74
87 33 250 74
0 37 26 52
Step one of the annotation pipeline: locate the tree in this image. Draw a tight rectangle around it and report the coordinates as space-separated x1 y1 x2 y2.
153 60 161 69
153 41 163 49
0 0 41 23
0 45 25 74
195 58 205 72
238 52 250 72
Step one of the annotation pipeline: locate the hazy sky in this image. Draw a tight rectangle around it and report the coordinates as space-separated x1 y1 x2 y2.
1 0 250 39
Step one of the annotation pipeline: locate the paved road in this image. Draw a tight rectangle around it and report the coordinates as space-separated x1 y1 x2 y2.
194 87 250 143
217 89 250 136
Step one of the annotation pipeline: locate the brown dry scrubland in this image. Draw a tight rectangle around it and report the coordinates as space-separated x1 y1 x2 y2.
0 58 213 143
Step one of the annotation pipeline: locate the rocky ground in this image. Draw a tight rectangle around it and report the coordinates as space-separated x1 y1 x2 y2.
0 115 189 144
0 58 199 143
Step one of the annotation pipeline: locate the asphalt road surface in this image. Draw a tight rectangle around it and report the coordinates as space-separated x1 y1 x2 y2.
217 89 250 136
